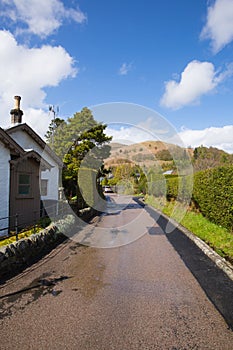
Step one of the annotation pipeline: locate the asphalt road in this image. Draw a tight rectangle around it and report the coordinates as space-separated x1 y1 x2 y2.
0 195 233 349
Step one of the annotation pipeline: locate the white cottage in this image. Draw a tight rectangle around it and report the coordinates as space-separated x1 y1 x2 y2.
6 96 63 210
0 127 52 235
0 127 24 235
0 96 63 235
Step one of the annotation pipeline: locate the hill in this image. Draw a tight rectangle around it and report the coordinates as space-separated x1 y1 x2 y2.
104 140 192 173
104 141 233 173
193 145 233 171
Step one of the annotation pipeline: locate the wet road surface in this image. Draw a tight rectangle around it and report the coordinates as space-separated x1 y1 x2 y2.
0 195 233 349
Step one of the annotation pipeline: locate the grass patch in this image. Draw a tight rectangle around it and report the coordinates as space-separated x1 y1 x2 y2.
145 195 233 264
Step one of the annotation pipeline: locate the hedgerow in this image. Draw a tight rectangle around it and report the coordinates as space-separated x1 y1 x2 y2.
166 175 193 201
193 166 233 230
162 167 233 230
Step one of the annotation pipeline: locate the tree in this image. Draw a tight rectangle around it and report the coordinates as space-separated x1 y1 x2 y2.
45 107 112 205
45 117 65 143
193 146 233 171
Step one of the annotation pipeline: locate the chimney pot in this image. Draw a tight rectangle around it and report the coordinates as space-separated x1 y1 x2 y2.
14 95 21 110
10 95 23 125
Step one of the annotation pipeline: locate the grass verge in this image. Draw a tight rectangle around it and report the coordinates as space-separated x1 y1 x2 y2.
0 218 51 248
145 195 233 264
0 225 44 248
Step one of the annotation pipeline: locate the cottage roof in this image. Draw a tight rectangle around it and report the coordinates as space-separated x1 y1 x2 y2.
0 127 53 170
0 127 24 156
6 123 63 167
10 150 53 171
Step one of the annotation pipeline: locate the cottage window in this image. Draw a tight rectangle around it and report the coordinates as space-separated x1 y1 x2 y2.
40 179 48 196
18 174 31 195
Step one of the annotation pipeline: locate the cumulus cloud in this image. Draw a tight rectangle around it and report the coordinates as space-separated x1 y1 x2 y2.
160 60 232 109
0 30 77 135
106 118 182 147
200 0 233 53
118 62 132 76
106 119 233 154
179 125 233 154
0 0 87 38
106 125 152 145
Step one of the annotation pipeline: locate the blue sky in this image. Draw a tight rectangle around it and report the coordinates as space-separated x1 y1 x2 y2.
0 0 233 152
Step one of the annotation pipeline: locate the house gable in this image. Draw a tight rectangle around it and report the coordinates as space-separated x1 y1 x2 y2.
6 123 63 167
0 127 24 156
6 123 63 202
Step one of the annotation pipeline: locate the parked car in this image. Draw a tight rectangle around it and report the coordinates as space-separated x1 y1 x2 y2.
103 186 114 193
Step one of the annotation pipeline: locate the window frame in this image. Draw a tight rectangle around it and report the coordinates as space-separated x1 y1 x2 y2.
17 172 32 198
40 179 48 196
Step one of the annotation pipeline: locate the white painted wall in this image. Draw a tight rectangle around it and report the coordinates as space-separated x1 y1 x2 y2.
0 141 10 235
9 129 60 201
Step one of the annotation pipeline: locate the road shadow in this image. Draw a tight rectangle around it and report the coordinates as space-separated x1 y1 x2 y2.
147 226 164 236
136 199 233 330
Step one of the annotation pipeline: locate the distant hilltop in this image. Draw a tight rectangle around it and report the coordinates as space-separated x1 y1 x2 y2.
105 140 193 167
105 141 233 173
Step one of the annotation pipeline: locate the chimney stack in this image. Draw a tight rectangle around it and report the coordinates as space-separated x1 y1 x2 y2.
10 95 23 125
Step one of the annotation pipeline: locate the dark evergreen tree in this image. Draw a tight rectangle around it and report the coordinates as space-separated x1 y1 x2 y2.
45 107 112 206
45 117 65 143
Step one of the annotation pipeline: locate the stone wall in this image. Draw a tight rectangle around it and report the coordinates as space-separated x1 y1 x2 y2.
0 215 75 281
0 206 101 281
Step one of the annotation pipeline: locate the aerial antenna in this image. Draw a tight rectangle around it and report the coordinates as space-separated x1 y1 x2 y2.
48 105 59 145
49 105 59 120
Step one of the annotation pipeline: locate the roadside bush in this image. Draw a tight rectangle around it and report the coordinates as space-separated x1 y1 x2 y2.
166 175 193 202
193 166 233 230
166 176 179 199
148 178 166 197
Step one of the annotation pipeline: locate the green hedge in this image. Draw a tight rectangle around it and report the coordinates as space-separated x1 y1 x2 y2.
163 167 233 230
193 166 233 230
166 175 193 201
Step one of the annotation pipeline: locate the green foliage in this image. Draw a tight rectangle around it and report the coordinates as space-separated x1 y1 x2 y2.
165 175 193 201
193 165 233 230
156 149 173 161
136 172 148 194
78 168 96 208
46 108 112 205
156 146 190 163
112 163 133 183
45 117 65 143
193 145 233 171
50 107 112 161
132 153 154 162
166 176 179 199
148 164 233 231
0 225 44 247
109 163 148 194
147 168 166 197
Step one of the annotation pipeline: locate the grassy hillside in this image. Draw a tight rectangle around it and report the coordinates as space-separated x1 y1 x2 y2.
105 141 233 173
105 140 191 171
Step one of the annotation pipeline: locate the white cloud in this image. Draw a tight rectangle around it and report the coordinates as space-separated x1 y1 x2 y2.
106 125 152 145
106 119 233 154
118 62 132 76
0 0 87 38
106 118 182 146
179 125 233 153
0 30 77 135
160 60 231 109
201 0 233 53
23 108 53 138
